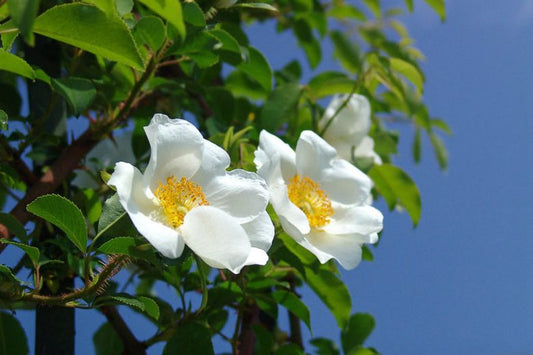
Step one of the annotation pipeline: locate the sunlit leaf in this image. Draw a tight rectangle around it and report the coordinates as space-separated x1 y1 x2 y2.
341 313 375 353
330 30 361 73
308 71 354 99
390 57 424 93
138 0 185 39
272 290 311 330
233 3 278 12
134 16 166 51
33 3 144 70
424 0 445 21
97 237 136 255
27 194 88 253
369 164 421 226
0 49 35 79
238 46 272 91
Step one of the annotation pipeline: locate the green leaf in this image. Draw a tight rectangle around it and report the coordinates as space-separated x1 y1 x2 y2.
238 46 272 92
272 290 311 331
0 265 24 300
389 57 424 93
27 194 88 253
330 30 361 73
369 164 421 226
0 213 26 242
0 110 6 129
293 18 321 69
138 0 185 39
97 194 136 240
0 240 39 267
138 296 160 320
429 132 448 170
84 0 116 15
163 322 214 355
226 70 267 100
183 2 206 27
233 3 278 12
134 16 166 51
310 338 340 355
33 3 144 70
6 0 39 45
93 322 123 355
97 294 158 319
52 77 96 116
363 0 380 17
308 71 354 99
275 344 305 355
97 237 136 255
424 0 445 21
259 82 302 132
304 267 351 328
208 28 241 53
0 312 29 355
328 4 365 20
413 128 421 163
405 0 413 12
341 313 375 353
116 0 133 16
0 49 35 79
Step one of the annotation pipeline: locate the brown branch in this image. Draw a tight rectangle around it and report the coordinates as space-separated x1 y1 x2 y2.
101 305 147 355
237 302 259 355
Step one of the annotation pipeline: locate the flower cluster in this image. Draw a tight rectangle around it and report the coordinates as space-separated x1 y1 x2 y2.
109 107 383 273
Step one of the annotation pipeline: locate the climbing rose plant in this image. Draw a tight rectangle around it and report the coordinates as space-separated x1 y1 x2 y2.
0 0 449 353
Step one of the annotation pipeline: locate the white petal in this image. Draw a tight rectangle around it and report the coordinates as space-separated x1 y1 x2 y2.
241 211 275 251
321 94 371 141
270 183 310 236
354 136 382 165
143 115 204 189
180 206 252 273
323 205 383 236
108 162 185 258
295 130 337 181
191 139 231 186
243 248 269 267
255 130 296 182
320 159 373 206
305 230 366 270
203 169 270 223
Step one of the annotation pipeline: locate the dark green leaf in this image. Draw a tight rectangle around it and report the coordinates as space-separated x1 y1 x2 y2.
52 77 96 116
208 28 241 53
96 294 158 319
163 322 214 355
0 265 24 300
0 240 39 266
413 128 421 163
341 313 375 353
308 71 354 99
138 0 185 39
369 164 421 226
134 16 166 51
27 194 88 253
238 46 272 91
310 338 340 355
330 30 361 73
259 82 302 132
275 344 305 355
183 2 206 27
0 312 28 355
33 3 144 70
252 324 274 355
289 0 313 12
0 213 27 242
0 49 35 79
293 18 321 69
272 290 311 330
93 322 123 355
424 0 445 21
226 70 267 100
97 194 136 240
97 237 136 255
304 267 351 328
6 0 39 44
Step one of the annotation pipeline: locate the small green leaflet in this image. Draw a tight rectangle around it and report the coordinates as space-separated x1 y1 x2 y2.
137 0 185 39
0 240 39 267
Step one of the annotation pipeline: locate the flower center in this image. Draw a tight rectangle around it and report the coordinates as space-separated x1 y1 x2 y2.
154 176 209 229
287 175 333 228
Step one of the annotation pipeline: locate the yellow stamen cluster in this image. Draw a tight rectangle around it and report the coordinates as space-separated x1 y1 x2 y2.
154 176 209 229
287 175 333 228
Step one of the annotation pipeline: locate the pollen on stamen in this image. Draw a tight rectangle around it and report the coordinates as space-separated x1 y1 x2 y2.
287 175 334 228
154 176 209 229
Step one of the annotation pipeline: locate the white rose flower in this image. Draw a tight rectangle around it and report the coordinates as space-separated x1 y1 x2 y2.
108 114 274 273
254 130 383 270
319 94 382 165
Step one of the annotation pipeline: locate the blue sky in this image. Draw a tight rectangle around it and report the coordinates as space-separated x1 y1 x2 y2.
5 1 533 354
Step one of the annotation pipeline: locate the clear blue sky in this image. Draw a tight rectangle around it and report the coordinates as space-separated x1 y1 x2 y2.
5 1 533 354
